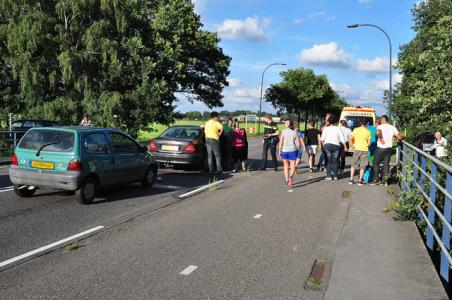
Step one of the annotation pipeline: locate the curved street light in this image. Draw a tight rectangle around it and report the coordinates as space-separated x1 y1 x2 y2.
347 23 393 117
258 63 286 135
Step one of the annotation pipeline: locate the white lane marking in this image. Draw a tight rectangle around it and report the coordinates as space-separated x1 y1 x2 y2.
178 180 226 198
288 190 293 193
0 226 104 268
0 186 13 193
180 265 198 275
253 214 263 219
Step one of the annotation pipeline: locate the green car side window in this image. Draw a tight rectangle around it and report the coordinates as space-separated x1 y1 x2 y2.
84 132 109 154
109 133 140 154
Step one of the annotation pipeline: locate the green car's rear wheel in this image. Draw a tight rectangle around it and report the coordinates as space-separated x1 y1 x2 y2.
77 177 98 204
13 185 37 198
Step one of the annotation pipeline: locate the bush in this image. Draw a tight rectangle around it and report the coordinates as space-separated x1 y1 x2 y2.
393 189 425 221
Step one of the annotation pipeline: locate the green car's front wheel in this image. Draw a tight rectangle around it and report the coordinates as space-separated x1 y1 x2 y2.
77 177 98 204
13 185 37 198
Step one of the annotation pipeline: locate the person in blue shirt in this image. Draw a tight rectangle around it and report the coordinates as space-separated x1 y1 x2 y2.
294 122 306 172
367 119 379 165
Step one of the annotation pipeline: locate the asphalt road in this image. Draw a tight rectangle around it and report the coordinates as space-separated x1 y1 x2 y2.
0 138 351 299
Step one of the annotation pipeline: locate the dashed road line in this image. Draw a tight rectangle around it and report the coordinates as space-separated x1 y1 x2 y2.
0 186 13 193
253 214 263 219
0 226 104 269
180 265 198 275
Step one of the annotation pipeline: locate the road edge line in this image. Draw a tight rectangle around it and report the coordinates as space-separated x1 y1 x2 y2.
0 226 104 269
178 179 226 198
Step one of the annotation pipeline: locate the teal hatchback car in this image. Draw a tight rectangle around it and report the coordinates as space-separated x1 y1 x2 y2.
9 127 158 204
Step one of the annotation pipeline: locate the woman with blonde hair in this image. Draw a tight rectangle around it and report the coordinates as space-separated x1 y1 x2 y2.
279 120 300 188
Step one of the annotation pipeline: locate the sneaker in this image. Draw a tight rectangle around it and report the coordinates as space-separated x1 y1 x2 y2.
371 180 381 186
333 177 339 181
288 177 293 188
309 168 313 173
357 181 364 186
321 167 325 172
325 177 332 181
348 179 354 185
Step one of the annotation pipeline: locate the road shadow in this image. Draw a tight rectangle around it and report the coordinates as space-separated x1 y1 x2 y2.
0 174 12 188
291 176 326 188
93 184 176 204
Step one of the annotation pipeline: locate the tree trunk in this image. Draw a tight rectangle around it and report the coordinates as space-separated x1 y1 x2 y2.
304 109 309 131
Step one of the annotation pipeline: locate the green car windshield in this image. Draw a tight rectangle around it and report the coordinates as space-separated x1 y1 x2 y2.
18 130 75 153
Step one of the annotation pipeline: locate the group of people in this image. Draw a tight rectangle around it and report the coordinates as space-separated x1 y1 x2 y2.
202 112 249 174
201 111 448 188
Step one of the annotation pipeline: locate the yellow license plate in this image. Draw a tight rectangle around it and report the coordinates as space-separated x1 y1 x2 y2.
161 145 179 152
31 161 54 170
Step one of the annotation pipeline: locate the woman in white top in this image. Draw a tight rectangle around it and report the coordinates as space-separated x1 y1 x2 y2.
278 120 300 188
433 132 448 158
321 115 347 180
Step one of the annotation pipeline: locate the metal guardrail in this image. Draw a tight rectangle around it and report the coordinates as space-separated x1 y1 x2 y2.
397 140 452 282
0 130 21 153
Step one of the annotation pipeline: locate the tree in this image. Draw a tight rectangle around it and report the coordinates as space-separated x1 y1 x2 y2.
391 0 452 141
265 68 346 126
185 111 202 120
0 0 230 136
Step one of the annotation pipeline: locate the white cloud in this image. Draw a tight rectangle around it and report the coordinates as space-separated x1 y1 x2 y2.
234 87 261 99
293 18 303 25
227 77 241 88
355 56 389 73
299 42 351 68
331 82 357 98
373 73 403 90
358 0 372 4
308 12 326 19
216 17 270 43
307 11 335 21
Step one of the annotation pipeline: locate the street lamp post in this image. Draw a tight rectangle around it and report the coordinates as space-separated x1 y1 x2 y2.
258 63 286 135
347 23 393 117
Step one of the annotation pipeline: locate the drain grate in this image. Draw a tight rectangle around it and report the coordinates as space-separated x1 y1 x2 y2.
341 190 352 198
305 259 327 290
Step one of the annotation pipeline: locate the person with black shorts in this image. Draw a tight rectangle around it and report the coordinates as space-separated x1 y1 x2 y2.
259 114 280 171
304 122 321 172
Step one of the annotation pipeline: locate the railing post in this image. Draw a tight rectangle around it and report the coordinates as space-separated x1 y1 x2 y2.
401 143 407 191
412 152 419 188
420 157 427 189
440 173 452 281
426 163 438 250
13 132 17 147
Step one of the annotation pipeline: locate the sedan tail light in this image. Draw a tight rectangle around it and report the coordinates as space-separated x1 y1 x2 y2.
11 154 18 166
148 140 158 152
183 142 196 153
68 159 83 171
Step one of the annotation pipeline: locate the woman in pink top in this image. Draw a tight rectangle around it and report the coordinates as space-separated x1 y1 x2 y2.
231 121 248 172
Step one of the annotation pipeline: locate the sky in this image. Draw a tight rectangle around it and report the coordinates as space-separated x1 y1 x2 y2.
178 0 419 115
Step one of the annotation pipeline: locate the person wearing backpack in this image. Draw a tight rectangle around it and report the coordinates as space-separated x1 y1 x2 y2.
349 118 371 185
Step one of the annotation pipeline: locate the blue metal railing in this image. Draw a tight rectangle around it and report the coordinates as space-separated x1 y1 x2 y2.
397 140 452 282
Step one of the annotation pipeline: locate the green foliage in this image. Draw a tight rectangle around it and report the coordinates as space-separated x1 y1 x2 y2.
265 68 347 120
391 0 452 141
0 0 230 136
392 189 424 222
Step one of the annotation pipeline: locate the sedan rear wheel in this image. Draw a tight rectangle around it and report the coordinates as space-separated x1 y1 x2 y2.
13 185 37 198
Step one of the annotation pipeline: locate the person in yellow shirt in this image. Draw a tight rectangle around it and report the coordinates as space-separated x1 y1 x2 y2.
203 112 224 173
349 118 371 185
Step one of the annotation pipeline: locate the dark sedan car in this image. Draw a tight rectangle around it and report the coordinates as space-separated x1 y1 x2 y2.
148 126 206 170
11 119 60 132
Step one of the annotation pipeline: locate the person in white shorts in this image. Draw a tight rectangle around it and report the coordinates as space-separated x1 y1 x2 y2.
304 122 321 172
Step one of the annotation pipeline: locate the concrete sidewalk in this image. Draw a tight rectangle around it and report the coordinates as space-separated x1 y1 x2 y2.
325 184 448 300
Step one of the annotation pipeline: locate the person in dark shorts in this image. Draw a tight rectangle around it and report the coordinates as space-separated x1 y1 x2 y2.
221 118 234 171
231 121 248 172
304 122 321 172
259 114 280 171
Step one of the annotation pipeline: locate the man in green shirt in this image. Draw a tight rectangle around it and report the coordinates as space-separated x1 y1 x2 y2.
221 118 234 170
